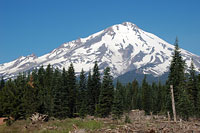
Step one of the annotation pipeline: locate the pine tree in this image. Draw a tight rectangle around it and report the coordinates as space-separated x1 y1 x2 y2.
0 77 5 90
141 75 151 114
136 90 142 110
97 67 114 117
44 64 53 88
44 64 54 116
1 73 27 120
87 71 94 115
177 83 193 120
37 66 45 88
0 79 16 118
115 80 125 111
112 87 123 120
78 69 87 118
151 82 158 113
52 68 64 118
67 63 76 117
197 88 200 117
196 74 200 117
124 83 133 111
187 60 198 115
31 69 42 113
132 79 139 109
12 73 27 120
60 68 70 118
92 61 101 114
158 81 166 113
23 74 39 117
166 37 186 113
37 66 46 114
0 77 4 116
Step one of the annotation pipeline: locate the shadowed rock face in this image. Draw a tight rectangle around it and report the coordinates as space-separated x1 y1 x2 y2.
132 51 146 63
0 22 200 79
119 44 134 59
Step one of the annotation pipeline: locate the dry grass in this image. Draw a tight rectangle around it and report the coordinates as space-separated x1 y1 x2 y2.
0 118 104 133
0 114 200 133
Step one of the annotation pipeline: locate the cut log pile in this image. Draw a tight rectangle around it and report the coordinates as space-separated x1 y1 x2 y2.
88 110 200 133
30 113 49 123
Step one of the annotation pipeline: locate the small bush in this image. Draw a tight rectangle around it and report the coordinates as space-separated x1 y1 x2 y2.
6 119 14 126
124 115 131 123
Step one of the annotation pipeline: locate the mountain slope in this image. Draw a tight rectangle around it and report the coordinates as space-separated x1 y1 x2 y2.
1 22 200 79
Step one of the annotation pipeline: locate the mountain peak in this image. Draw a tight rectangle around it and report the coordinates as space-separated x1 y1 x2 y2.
122 21 134 26
121 22 138 28
0 22 200 79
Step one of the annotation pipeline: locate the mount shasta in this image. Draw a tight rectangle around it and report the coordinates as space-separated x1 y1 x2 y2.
1 22 200 81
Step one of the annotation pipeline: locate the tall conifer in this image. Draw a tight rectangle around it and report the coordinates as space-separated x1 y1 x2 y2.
92 61 101 105
97 67 114 117
112 87 123 120
166 37 186 113
78 69 87 118
141 75 151 114
187 60 198 114
0 77 5 90
67 63 76 117
87 71 94 115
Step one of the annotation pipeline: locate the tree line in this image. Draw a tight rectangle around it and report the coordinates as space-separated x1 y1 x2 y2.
0 38 200 122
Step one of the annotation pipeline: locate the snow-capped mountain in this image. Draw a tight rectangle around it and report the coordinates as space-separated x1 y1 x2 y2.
1 22 200 79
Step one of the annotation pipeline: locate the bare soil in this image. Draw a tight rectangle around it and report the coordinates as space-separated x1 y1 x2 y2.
85 110 200 133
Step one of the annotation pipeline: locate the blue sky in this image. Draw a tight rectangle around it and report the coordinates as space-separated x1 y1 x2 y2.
1 0 200 64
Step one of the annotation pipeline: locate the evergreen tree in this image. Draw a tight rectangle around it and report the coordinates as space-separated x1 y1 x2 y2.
196 74 200 117
124 83 133 111
97 67 114 117
166 37 186 113
158 81 166 113
44 64 54 116
23 74 39 117
37 66 46 114
52 68 64 118
136 90 142 110
177 84 193 120
0 79 15 118
0 77 5 90
44 64 53 88
78 69 87 118
87 71 94 115
141 75 151 114
132 79 139 109
0 77 4 116
112 87 123 120
67 63 76 117
115 80 125 111
151 82 158 113
197 88 200 117
92 61 101 114
12 73 27 120
60 68 70 118
187 60 198 114
37 66 45 88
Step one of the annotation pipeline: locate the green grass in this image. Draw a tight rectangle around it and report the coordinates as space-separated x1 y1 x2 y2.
0 120 31 133
0 118 104 133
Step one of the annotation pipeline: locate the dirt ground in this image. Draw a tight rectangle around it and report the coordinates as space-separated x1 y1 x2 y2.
84 110 200 133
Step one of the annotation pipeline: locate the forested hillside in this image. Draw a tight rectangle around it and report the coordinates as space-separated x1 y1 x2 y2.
0 39 200 126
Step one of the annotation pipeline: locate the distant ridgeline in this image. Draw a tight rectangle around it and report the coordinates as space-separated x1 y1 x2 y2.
113 70 169 85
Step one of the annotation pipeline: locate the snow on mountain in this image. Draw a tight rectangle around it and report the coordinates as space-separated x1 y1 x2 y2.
1 22 200 79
